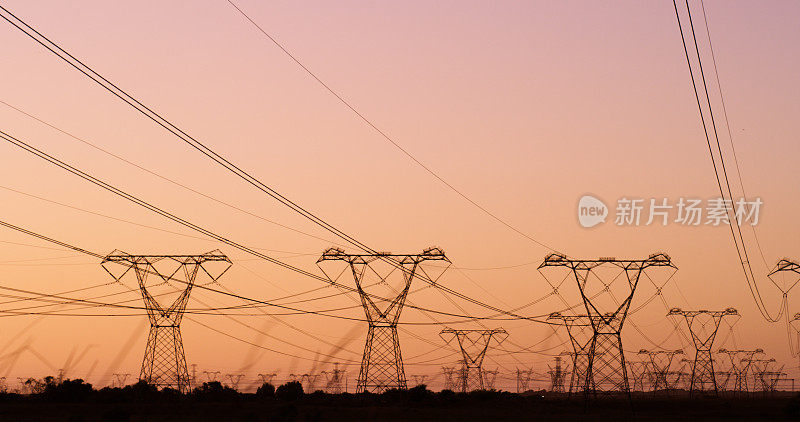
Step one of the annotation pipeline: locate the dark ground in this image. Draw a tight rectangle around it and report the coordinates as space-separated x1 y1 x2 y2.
1 380 798 422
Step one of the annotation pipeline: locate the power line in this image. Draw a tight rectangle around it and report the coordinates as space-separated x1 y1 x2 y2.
697 0 769 268
224 0 560 254
0 99 345 248
0 5 552 324
671 0 778 322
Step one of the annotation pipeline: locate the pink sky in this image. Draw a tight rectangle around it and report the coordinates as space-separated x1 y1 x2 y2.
0 0 798 391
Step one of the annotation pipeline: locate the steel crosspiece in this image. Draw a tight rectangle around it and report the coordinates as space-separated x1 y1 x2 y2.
668 308 739 396
548 313 597 394
637 349 683 395
318 247 449 393
718 348 763 394
440 328 508 392
540 253 676 398
101 250 231 393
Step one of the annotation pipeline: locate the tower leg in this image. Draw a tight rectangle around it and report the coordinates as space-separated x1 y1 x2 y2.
140 325 190 393
357 325 405 393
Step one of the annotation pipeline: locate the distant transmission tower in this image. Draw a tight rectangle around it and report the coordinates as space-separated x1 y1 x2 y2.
257 373 277 385
225 373 245 391
750 358 780 393
548 358 566 393
482 369 499 390
718 348 763 394
410 374 428 387
668 308 739 396
637 349 683 393
548 313 595 394
540 253 676 398
626 361 649 392
517 368 534 393
440 328 508 392
322 363 346 394
112 373 130 388
102 250 231 393
318 247 449 393
442 367 457 391
290 373 320 392
203 371 221 383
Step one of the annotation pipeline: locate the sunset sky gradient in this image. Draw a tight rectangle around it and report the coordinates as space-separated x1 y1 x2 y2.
0 0 798 391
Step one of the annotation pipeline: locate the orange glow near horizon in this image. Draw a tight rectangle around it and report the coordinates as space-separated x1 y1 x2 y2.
0 0 798 392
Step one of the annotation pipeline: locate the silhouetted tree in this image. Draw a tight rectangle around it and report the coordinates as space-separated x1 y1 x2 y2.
192 381 238 402
256 382 275 398
275 381 304 401
40 378 93 402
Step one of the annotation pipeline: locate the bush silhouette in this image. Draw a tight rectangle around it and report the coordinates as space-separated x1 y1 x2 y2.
192 381 238 402
40 378 93 402
256 382 275 398
275 381 304 401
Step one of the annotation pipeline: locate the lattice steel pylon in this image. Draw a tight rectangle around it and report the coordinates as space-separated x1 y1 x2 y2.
482 369 499 390
517 368 535 393
318 247 449 393
440 328 508 392
718 348 763 394
638 349 683 393
225 373 244 391
548 358 566 393
548 313 596 394
257 373 277 385
322 363 346 394
750 358 778 393
442 367 457 391
627 361 649 392
101 250 231 393
410 374 428 387
668 308 739 396
539 253 676 398
290 373 319 391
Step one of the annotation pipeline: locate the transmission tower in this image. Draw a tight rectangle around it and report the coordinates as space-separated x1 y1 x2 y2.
626 361 650 392
442 367 457 391
638 349 683 393
482 369 499 390
112 373 130 388
540 253 676 397
548 313 595 394
440 328 508 392
290 373 320 392
257 373 277 385
547 358 566 393
516 368 534 393
203 371 221 383
410 374 428 387
668 308 739 396
102 250 231 392
318 247 449 393
559 350 589 395
718 348 763 394
750 358 778 393
322 363 346 394
225 373 245 391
